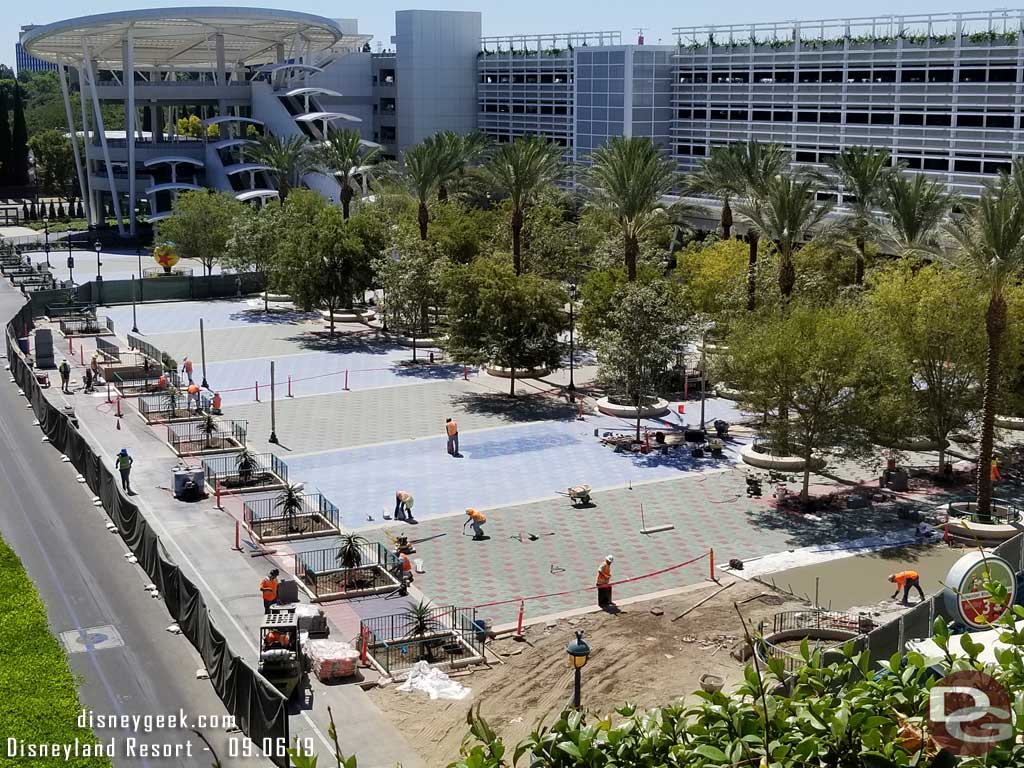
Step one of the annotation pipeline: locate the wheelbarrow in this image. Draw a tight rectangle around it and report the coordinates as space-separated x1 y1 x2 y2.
563 485 592 507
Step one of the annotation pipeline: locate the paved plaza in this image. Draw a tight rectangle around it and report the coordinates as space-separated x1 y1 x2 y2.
22 248 224 283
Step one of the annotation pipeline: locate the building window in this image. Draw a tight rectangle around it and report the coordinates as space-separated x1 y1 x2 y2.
957 114 983 127
987 114 1013 128
954 159 982 173
959 68 986 83
901 69 926 83
899 112 924 126
923 157 948 171
928 69 953 83
989 68 1016 83
870 112 894 125
926 113 952 126
798 71 820 83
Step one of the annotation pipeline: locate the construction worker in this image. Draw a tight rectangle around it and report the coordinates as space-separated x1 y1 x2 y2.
187 382 201 413
181 356 194 383
992 458 1001 483
115 448 134 494
210 392 223 415
58 358 71 393
596 555 614 608
394 491 415 521
464 508 487 540
446 417 460 456
83 366 94 394
156 373 169 390
260 569 279 614
397 552 414 584
264 629 290 649
888 571 926 604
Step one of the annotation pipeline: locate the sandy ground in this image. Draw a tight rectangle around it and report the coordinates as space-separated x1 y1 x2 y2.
367 578 805 765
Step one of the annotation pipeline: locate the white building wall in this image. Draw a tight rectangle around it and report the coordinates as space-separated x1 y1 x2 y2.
312 52 375 142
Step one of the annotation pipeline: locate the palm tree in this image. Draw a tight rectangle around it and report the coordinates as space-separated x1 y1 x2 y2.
402 599 443 661
585 137 680 282
716 142 790 310
334 532 369 589
274 482 306 533
162 388 181 418
478 136 564 275
316 129 382 219
736 171 832 300
247 134 317 202
686 144 741 239
881 172 953 255
234 447 259 486
425 130 489 202
830 147 895 284
401 141 443 240
942 169 1024 519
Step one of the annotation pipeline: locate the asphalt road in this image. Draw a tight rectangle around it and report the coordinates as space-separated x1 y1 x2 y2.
0 287 267 768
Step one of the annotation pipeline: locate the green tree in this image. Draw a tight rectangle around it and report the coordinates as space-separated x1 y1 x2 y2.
374 233 444 360
736 171 831 300
427 130 489 202
316 128 381 219
584 136 680 281
576 263 671 343
10 83 29 185
157 190 243 276
398 140 443 240
677 238 754 321
27 129 75 200
597 280 684 441
943 167 1024 519
276 191 366 334
478 136 564 275
248 134 316 202
686 144 740 239
829 146 894 284
0 89 10 184
726 304 884 500
864 263 986 469
223 203 283 310
882 171 953 254
444 256 567 397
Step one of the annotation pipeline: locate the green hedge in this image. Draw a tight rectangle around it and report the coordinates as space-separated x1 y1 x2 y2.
0 535 111 767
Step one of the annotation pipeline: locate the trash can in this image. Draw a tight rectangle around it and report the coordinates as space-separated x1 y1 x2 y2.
172 468 205 500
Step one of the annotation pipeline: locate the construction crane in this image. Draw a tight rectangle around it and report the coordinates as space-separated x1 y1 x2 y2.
634 27 646 45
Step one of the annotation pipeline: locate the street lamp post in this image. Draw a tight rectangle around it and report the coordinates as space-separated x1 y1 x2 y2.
136 246 143 303
566 631 591 709
567 283 577 400
94 240 103 281
131 274 139 333
42 216 51 267
269 360 278 444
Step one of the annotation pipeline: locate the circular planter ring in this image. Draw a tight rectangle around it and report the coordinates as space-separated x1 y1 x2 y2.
596 396 670 419
715 385 745 401
740 443 824 472
396 336 439 348
319 309 364 323
884 438 950 452
996 415 1024 431
261 292 291 302
485 364 550 379
946 502 1024 543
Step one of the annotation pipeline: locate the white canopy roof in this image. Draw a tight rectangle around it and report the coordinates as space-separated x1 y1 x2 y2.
143 156 205 168
256 62 323 75
280 86 344 98
202 116 264 128
235 189 280 202
147 210 174 222
223 163 274 176
145 182 203 195
22 8 342 70
294 111 361 124
210 138 256 151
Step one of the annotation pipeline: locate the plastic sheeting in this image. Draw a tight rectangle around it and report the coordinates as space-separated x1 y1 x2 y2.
5 321 291 767
396 661 471 700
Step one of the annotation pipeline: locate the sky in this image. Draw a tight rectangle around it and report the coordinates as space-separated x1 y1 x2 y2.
3 0 1008 68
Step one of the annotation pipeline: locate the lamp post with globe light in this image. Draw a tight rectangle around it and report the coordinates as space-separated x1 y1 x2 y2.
566 631 591 709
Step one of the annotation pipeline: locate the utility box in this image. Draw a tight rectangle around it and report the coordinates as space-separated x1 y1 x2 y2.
172 468 205 500
34 328 54 368
276 579 299 605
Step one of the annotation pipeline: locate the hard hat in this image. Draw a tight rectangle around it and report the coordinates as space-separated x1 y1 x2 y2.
119 448 127 455
606 555 614 563
887 574 895 582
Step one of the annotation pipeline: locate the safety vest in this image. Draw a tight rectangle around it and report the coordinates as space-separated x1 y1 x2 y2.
399 553 412 572
116 454 132 471
188 384 199 395
260 577 278 601
157 375 168 389
446 421 458 437
212 394 222 409
265 631 289 648
466 509 486 523
596 562 612 586
184 360 193 373
59 363 70 375
893 571 918 587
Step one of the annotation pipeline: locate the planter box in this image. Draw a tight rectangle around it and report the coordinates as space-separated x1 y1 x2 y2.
740 443 823 472
995 415 1024 431
485 364 550 379
946 502 1024 543
596 396 670 419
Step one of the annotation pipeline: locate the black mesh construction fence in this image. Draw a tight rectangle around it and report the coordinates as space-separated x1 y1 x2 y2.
5 313 290 765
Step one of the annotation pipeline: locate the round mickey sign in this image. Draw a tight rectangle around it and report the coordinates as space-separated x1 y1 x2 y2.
943 551 1016 629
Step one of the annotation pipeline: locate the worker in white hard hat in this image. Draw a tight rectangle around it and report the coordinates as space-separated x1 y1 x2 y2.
596 555 615 609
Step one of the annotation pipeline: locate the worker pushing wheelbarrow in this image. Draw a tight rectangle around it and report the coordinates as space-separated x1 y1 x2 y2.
562 484 592 507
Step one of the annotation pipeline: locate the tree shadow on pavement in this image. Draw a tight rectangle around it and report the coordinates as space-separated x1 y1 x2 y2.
228 307 319 325
742 504 911 549
450 391 577 423
394 363 463 381
285 331 402 355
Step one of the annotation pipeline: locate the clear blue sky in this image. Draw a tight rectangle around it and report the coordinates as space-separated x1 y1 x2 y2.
4 0 1006 68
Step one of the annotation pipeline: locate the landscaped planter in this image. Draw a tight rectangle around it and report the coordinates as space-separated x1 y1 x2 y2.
740 443 824 472
995 414 1024 431
715 385 745 401
884 437 950 452
319 309 364 324
485 364 550 379
396 335 440 348
596 396 670 419
945 502 1024 543
262 292 292 302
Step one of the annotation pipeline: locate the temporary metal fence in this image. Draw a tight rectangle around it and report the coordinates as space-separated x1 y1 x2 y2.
111 368 181 394
137 391 212 422
58 316 104 336
295 543 400 599
360 605 486 676
771 610 874 636
201 452 288 490
948 501 1023 525
95 336 120 361
44 302 93 319
166 419 247 455
242 492 341 542
105 316 115 334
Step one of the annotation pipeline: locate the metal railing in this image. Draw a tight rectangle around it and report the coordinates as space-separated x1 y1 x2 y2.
45 302 93 318
95 336 120 361
126 333 166 368
201 452 288 489
772 610 874 635
360 605 485 676
948 501 1023 525
59 316 104 335
294 543 400 599
111 368 181 393
242 492 340 541
166 419 247 455
137 391 212 422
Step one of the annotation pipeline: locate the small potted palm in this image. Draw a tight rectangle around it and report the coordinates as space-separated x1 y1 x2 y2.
274 482 305 534
235 447 259 486
334 532 368 590
197 413 218 450
403 599 442 662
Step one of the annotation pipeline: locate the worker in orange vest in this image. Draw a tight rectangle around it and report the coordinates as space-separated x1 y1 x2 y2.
260 568 279 614
446 417 460 456
596 555 614 609
187 382 201 413
156 373 168 390
992 458 1001 483
464 508 486 540
181 356 194 383
211 392 223 415
888 570 925 604
398 552 413 584
264 629 290 649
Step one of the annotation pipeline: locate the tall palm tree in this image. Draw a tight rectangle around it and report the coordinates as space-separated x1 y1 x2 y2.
881 172 953 255
247 134 317 202
727 142 791 310
585 136 680 281
316 128 381 219
830 147 895 284
425 130 490 202
335 532 369 589
478 136 564 275
401 141 443 240
942 169 1024 519
736 171 832 300
274 482 306 533
686 144 741 239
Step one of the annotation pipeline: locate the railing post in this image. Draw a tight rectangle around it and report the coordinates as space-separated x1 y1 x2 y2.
709 547 715 581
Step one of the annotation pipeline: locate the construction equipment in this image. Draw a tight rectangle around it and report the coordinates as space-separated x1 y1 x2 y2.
564 484 592 507
258 611 303 699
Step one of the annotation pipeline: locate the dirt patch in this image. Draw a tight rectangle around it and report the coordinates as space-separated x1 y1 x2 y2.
366 579 806 766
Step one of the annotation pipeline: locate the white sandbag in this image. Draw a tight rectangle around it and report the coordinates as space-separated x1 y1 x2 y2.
396 660 471 701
